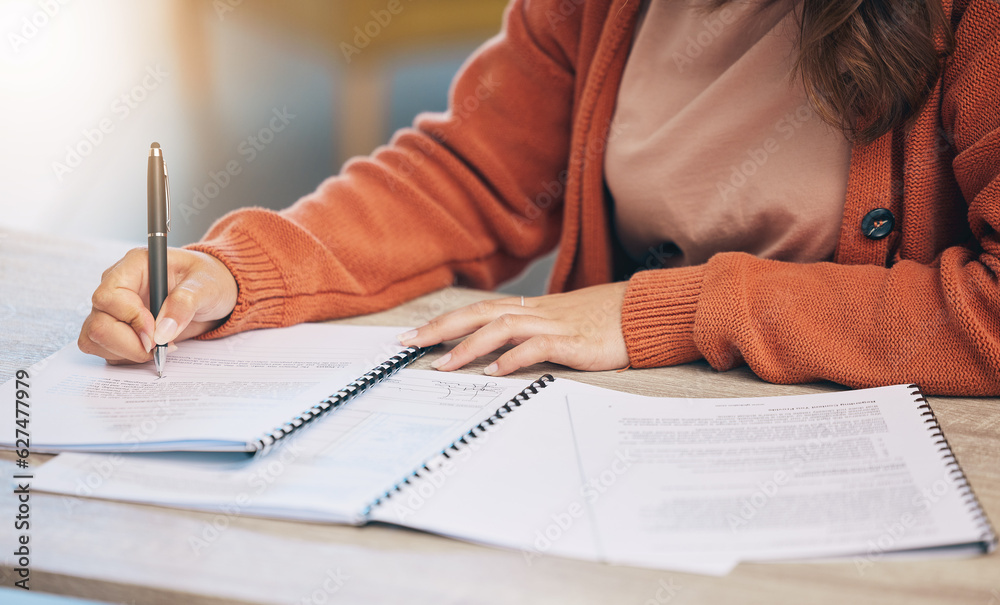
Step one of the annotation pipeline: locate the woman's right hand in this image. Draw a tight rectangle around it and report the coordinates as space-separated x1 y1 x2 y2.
78 247 238 364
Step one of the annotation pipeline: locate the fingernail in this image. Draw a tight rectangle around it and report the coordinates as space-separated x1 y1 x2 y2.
166 342 178 353
484 363 498 376
153 317 177 345
140 333 153 353
431 352 451 369
397 329 418 344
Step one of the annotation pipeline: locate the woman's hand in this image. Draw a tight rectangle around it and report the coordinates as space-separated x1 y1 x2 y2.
398 282 631 376
79 247 238 364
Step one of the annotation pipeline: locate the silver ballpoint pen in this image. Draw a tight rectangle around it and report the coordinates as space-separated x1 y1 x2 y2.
147 143 170 377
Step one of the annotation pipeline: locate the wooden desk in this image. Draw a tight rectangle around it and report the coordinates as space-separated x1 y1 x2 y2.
1 228 998 604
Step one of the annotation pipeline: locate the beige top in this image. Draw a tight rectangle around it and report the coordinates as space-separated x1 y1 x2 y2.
605 0 852 267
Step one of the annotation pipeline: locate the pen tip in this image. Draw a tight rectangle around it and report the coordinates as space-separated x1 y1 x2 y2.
157 370 163 378
150 142 160 149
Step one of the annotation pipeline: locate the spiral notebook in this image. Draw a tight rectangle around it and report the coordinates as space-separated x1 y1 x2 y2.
370 379 997 571
0 324 441 454
33 375 996 574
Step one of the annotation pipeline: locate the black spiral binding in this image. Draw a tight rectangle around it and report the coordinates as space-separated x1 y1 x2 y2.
250 346 432 456
910 384 998 551
361 373 556 517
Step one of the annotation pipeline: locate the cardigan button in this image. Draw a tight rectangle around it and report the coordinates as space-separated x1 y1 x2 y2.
861 208 894 240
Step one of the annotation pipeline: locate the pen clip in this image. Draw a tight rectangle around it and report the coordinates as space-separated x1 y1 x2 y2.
163 159 171 233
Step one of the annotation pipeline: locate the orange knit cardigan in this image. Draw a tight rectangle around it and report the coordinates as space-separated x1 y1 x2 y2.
189 0 1000 395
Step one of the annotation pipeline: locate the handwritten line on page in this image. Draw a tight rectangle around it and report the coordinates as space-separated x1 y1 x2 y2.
32 369 530 524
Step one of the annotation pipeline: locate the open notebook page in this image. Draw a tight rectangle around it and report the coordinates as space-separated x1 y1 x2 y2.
369 379 993 574
1 324 416 452
368 379 740 575
32 370 531 524
563 381 993 565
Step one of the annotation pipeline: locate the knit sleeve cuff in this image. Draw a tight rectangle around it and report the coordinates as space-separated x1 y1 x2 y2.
621 265 706 368
184 229 288 340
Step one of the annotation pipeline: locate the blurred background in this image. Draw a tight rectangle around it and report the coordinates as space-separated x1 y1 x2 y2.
0 0 553 295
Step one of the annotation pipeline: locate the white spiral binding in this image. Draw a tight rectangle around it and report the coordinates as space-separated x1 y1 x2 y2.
362 374 556 517
251 346 431 456
910 384 997 550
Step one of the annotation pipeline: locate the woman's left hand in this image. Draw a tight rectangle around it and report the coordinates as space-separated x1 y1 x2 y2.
398 282 631 376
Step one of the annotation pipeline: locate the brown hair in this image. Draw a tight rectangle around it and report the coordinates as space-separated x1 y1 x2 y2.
713 0 953 144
